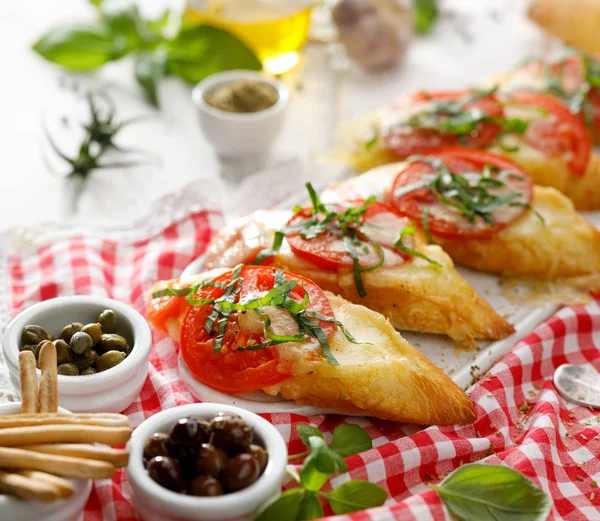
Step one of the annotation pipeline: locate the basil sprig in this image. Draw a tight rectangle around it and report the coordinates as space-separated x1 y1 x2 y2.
256 424 385 521
395 156 544 229
255 182 439 298
152 266 365 365
32 0 261 107
433 464 552 521
403 87 529 141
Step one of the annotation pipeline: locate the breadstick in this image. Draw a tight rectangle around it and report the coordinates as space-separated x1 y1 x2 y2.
38 342 57 413
22 443 129 467
0 469 62 502
18 351 38 414
0 413 130 429
16 470 75 498
0 424 132 446
0 447 115 479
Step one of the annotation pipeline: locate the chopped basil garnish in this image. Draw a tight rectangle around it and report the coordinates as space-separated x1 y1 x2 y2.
394 223 441 267
364 133 378 152
397 155 544 229
255 182 438 298
541 50 600 125
401 87 529 140
153 265 367 365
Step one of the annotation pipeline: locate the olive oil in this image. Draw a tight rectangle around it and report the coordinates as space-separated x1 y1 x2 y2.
185 0 314 73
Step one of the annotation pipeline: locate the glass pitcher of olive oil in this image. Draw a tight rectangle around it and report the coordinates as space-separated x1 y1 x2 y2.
186 0 315 74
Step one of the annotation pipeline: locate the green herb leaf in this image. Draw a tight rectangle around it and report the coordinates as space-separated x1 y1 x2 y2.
299 453 330 492
300 436 347 491
325 480 388 514
32 23 126 71
89 0 103 7
330 424 373 458
394 224 442 267
148 10 171 37
135 51 166 107
166 25 261 84
296 491 324 521
433 464 552 521
101 0 153 52
255 488 304 521
413 0 438 35
365 134 378 152
297 424 324 448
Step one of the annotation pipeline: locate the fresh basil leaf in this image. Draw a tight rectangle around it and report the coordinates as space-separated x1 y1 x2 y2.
325 480 388 515
310 436 337 474
299 452 330 492
166 25 261 84
89 0 103 6
135 50 165 107
433 464 552 521
32 23 126 71
413 0 438 35
101 0 152 51
330 424 373 458
148 9 171 37
297 424 324 448
365 134 378 152
255 488 304 521
297 491 324 521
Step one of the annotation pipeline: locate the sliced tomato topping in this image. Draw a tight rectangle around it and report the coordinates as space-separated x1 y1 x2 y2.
180 266 336 394
147 280 192 333
506 91 591 176
390 148 533 240
384 90 505 158
285 201 413 271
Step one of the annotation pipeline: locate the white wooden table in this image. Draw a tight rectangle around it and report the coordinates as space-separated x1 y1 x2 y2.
0 0 544 231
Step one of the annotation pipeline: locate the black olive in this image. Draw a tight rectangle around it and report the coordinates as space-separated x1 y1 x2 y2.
144 433 170 461
210 415 253 454
194 443 227 478
222 453 261 492
247 444 268 473
189 475 224 497
169 418 209 448
147 456 185 492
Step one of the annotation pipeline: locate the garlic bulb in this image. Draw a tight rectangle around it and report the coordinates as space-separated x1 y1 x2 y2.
332 0 413 70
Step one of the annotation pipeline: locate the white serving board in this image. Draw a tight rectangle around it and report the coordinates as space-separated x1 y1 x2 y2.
179 187 600 415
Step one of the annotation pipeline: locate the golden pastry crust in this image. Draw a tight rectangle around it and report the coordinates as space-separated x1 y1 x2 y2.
436 186 600 278
322 162 600 279
202 210 513 343
267 293 476 425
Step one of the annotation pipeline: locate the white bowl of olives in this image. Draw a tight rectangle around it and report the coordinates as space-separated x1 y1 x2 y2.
127 403 287 521
2 296 151 413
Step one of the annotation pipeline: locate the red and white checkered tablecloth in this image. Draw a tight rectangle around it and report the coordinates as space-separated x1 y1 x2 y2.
4 209 600 521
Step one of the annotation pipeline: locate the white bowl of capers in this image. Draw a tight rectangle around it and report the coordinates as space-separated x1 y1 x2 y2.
2 296 151 413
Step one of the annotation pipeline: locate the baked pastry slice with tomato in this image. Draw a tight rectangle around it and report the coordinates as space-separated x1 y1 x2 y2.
345 88 600 210
323 147 600 279
487 51 600 143
198 186 513 344
147 265 476 425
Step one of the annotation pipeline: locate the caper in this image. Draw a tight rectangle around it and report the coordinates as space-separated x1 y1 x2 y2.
18 344 36 354
61 322 83 343
48 334 56 342
81 323 102 345
34 340 48 361
70 332 93 355
57 363 79 376
98 309 117 334
21 325 49 346
53 339 73 365
100 334 128 352
81 367 97 376
97 350 126 372
73 349 99 373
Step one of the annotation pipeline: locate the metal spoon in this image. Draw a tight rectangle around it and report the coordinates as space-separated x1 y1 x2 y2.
554 364 600 409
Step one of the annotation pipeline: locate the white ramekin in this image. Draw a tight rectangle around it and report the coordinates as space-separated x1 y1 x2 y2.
2 296 151 413
127 403 288 521
192 70 289 159
0 402 92 521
